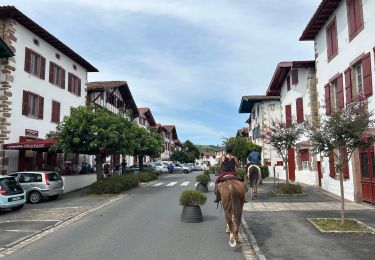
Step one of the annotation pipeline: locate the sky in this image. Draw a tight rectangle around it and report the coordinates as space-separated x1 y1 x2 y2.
4 0 321 145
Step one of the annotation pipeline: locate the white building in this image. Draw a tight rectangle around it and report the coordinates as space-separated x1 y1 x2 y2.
157 124 180 161
86 81 139 167
300 0 375 203
265 61 319 186
0 6 98 173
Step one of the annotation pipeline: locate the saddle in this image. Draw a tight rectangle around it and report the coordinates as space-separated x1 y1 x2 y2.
220 175 240 182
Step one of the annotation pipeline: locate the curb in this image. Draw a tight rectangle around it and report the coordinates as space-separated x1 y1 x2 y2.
241 213 267 260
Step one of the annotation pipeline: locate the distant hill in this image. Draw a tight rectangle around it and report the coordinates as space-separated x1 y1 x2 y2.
195 144 222 153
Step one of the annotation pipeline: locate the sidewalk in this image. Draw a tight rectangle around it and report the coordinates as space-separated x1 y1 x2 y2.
242 178 375 260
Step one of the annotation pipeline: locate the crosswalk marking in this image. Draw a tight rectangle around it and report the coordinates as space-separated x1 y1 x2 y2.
180 182 190 186
152 183 163 187
166 182 178 186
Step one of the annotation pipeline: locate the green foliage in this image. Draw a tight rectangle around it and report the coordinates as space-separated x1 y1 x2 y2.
179 190 207 206
208 165 220 174
196 174 210 185
236 167 246 181
88 175 139 194
133 127 164 158
183 140 201 160
274 183 303 194
139 171 158 182
260 165 269 178
195 144 220 153
223 136 261 164
170 150 195 163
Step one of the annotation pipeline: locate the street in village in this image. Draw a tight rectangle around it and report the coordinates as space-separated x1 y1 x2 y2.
1 171 375 260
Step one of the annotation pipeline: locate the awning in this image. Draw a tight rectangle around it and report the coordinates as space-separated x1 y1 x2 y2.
3 139 57 150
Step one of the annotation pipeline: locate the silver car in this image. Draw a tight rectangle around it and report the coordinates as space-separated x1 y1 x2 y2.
10 171 64 203
0 176 26 211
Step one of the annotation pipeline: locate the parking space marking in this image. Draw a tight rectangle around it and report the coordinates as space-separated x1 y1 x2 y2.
5 230 39 233
152 183 163 187
166 182 178 186
180 182 190 186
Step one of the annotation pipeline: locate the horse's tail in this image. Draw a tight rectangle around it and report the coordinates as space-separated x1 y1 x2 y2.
229 182 243 221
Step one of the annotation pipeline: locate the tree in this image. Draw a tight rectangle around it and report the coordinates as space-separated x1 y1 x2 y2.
170 150 191 163
50 105 135 180
132 127 164 171
261 120 303 183
223 136 261 165
183 140 200 161
305 97 375 225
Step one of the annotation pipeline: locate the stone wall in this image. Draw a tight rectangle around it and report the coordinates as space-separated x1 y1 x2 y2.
0 19 16 174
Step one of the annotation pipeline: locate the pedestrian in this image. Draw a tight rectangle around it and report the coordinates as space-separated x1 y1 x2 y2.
81 162 88 174
103 161 111 177
121 160 127 175
214 144 239 203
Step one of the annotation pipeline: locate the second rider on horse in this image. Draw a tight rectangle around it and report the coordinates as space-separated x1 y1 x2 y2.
214 145 239 203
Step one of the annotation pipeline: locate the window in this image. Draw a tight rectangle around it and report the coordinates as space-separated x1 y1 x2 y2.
22 90 44 119
24 48 46 79
49 62 65 89
68 73 81 96
347 0 364 41
291 69 298 85
332 80 339 110
326 18 338 61
51 100 61 123
354 62 363 94
287 75 291 91
139 117 146 125
300 149 309 170
296 98 304 123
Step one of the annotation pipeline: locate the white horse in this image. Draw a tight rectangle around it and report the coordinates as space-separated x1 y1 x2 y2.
247 165 262 199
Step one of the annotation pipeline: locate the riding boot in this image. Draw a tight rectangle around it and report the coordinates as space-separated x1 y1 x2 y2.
214 190 221 203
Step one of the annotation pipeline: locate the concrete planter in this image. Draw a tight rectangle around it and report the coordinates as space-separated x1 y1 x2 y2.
196 183 208 193
181 206 203 223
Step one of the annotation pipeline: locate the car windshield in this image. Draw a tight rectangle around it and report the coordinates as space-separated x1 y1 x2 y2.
0 177 22 192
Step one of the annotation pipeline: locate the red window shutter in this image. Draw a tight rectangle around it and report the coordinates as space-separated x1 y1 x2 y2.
78 78 81 96
354 0 364 32
285 105 292 126
51 101 56 122
61 69 66 89
326 24 333 59
347 0 356 37
328 150 336 178
22 91 29 115
324 84 331 115
40 56 46 80
49 62 54 84
344 67 352 103
287 76 291 91
291 69 299 85
24 48 31 73
341 147 349 179
337 73 344 109
332 21 338 56
296 98 304 123
362 53 373 97
68 73 72 92
38 96 44 119
300 149 309 161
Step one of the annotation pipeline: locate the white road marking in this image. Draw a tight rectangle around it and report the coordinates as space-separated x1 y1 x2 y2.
152 183 163 187
5 230 39 233
180 182 190 186
166 182 178 186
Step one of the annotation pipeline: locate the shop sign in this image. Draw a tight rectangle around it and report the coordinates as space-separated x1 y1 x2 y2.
25 129 38 138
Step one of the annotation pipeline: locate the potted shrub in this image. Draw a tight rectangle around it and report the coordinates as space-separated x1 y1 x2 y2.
203 169 211 180
179 190 207 223
196 174 210 193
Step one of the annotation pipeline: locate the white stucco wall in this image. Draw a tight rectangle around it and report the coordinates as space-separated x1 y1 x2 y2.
8 21 89 143
314 0 375 201
62 174 97 194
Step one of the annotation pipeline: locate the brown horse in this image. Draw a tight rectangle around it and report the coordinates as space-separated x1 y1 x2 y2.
217 177 246 247
247 165 262 199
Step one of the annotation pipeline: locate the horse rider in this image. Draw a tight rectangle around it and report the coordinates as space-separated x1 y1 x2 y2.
214 145 239 203
247 147 261 166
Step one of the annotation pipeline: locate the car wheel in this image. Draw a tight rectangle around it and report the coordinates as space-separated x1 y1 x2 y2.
48 195 59 200
11 205 24 211
183 169 188 174
28 191 42 204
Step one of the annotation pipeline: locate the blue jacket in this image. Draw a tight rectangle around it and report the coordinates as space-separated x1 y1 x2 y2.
248 151 261 164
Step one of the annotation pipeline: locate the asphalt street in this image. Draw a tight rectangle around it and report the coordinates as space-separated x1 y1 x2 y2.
1 172 252 260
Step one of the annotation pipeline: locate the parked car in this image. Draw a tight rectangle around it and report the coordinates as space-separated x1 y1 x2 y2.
128 163 155 172
194 165 203 171
174 163 191 174
153 162 168 175
9 171 64 204
185 163 195 172
0 175 26 211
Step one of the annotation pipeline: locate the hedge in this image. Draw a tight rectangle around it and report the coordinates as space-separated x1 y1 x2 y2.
88 175 139 194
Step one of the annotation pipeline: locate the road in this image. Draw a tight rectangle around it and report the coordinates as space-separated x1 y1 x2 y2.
2 172 252 260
